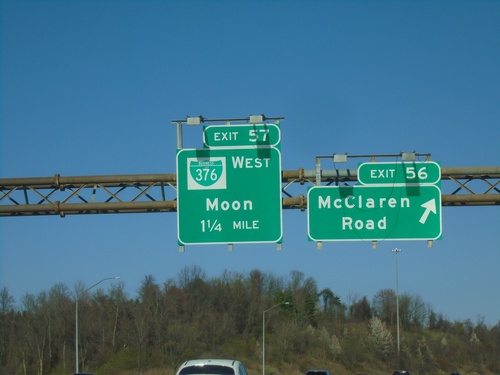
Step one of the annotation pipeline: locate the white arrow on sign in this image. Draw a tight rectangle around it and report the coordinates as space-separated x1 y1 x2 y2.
419 199 437 224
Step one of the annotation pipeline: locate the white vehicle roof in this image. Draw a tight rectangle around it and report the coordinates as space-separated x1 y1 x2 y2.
176 359 248 375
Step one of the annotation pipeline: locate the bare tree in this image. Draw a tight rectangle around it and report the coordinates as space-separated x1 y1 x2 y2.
0 287 15 315
372 289 396 324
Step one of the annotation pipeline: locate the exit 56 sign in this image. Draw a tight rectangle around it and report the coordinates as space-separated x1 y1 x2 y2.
358 161 441 185
307 185 442 242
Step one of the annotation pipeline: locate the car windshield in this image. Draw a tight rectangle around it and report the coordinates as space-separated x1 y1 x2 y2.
180 365 235 375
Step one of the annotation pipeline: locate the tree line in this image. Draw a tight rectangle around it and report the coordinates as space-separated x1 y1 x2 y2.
1 266 498 375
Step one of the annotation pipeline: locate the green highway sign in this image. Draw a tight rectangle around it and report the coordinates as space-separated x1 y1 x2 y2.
358 161 441 186
203 124 281 148
307 185 442 241
177 147 282 245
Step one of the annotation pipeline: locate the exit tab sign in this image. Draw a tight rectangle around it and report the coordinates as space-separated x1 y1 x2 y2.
203 124 281 148
358 161 441 186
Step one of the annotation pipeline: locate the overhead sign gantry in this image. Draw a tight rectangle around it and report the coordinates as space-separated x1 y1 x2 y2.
2 115 499 251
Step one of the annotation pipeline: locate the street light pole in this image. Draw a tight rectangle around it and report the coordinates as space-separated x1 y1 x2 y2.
75 276 120 374
392 248 401 363
262 302 289 375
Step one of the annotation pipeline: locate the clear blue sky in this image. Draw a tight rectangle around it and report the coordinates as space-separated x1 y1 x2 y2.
1 1 499 325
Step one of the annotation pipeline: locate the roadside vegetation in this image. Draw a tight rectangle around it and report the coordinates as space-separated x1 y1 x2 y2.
1 266 498 375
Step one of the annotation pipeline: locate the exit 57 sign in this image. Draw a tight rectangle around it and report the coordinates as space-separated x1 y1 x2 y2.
176 125 282 245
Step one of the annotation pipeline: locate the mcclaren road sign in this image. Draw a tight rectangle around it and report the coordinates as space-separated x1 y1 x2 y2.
307 185 442 241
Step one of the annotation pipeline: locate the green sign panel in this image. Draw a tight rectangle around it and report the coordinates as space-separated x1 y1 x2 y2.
177 147 282 245
358 161 441 185
307 185 442 241
203 124 281 148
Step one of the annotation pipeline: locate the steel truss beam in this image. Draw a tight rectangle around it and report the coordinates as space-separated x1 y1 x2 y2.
0 167 499 217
